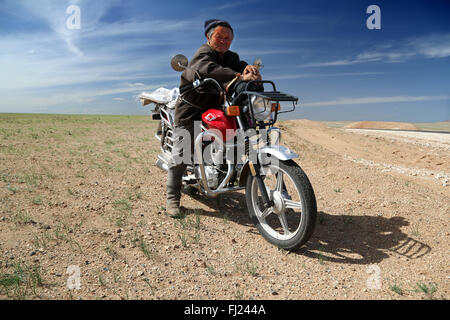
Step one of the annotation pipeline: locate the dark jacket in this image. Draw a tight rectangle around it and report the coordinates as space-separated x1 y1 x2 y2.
174 44 248 126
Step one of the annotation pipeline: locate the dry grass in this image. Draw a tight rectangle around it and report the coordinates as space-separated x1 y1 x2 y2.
0 114 448 300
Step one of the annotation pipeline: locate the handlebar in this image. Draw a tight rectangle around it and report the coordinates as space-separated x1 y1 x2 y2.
179 78 225 95
179 82 195 95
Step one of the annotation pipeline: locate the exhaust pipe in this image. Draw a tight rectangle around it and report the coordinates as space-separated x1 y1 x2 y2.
155 158 168 172
155 153 170 172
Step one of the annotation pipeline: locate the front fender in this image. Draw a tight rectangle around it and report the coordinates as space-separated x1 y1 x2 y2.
259 145 298 161
238 145 298 187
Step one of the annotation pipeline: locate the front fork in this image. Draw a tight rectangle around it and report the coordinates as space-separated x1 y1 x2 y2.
249 161 274 209
242 130 275 209
244 128 292 209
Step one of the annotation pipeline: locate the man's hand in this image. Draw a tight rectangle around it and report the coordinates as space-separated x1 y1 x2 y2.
244 65 260 76
241 64 262 81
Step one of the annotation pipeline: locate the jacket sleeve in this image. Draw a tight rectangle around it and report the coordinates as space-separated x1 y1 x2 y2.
190 49 240 83
231 52 248 74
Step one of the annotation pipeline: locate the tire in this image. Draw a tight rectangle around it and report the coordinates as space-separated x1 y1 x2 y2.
245 159 317 250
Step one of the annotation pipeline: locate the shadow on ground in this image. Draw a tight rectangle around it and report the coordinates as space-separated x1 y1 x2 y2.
184 192 431 265
298 211 431 265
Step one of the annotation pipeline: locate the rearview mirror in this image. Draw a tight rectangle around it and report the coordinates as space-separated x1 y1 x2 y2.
253 58 263 70
171 54 188 72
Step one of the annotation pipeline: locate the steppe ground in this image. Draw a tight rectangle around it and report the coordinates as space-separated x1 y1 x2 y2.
0 113 448 300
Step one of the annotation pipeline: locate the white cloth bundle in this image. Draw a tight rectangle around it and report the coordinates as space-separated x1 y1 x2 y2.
139 88 180 109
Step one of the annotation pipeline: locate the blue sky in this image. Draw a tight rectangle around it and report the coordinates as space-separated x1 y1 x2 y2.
0 0 449 122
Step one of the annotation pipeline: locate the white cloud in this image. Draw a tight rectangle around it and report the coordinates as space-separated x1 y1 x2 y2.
301 95 450 107
12 0 89 56
217 0 260 10
5 1 197 57
128 83 145 87
0 82 173 112
301 60 361 67
410 34 450 58
236 49 296 57
79 19 197 39
0 0 198 97
301 52 412 67
269 72 386 80
421 46 450 58
301 34 450 67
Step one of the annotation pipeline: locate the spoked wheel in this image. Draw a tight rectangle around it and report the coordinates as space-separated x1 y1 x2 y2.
246 159 317 250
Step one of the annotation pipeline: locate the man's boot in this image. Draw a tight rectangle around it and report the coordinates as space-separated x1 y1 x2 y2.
166 164 186 218
166 202 184 218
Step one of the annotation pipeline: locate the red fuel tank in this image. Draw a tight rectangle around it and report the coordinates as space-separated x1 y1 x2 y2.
202 109 237 141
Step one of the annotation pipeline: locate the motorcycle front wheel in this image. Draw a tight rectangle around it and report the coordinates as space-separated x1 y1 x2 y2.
245 159 317 250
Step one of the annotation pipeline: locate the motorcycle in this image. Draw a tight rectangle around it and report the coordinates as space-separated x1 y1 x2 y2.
139 54 317 250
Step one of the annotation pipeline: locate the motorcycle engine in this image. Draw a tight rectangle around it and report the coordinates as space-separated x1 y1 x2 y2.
204 165 219 189
199 137 226 190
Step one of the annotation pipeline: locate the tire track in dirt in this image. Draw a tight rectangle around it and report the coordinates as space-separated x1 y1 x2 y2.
279 120 450 194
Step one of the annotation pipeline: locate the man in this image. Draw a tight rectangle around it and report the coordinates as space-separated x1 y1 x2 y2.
166 19 261 217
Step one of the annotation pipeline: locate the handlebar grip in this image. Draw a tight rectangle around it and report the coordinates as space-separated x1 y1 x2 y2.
179 83 194 95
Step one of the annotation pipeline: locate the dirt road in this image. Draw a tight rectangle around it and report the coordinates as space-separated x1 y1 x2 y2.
0 115 448 300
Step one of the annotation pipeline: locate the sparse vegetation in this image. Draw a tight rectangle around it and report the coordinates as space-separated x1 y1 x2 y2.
317 246 327 265
138 236 154 259
244 260 258 277
112 199 132 227
390 283 404 295
104 246 119 260
32 196 43 205
0 262 43 299
11 210 34 226
416 282 438 299
0 114 448 300
175 209 202 247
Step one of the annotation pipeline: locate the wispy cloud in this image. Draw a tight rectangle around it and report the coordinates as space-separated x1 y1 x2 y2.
0 0 193 113
300 52 414 67
301 34 450 67
237 49 296 57
0 81 174 112
78 19 198 40
269 72 386 80
410 34 450 58
301 59 365 67
301 95 450 107
11 0 107 57
217 0 260 11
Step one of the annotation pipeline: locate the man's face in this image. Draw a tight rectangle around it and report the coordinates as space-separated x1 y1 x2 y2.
207 26 233 54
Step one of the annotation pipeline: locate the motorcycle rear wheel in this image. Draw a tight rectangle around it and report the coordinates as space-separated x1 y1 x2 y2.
245 159 317 250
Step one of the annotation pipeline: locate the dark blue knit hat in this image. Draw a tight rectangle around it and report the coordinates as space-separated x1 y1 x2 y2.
204 19 233 36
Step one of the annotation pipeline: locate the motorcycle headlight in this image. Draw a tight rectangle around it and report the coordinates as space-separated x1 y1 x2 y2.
251 96 272 121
